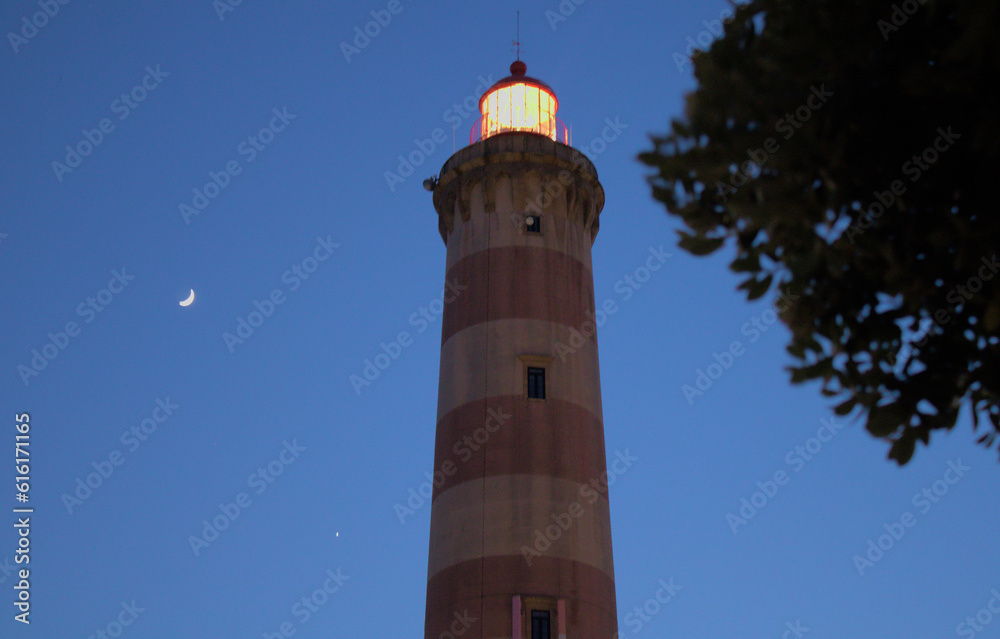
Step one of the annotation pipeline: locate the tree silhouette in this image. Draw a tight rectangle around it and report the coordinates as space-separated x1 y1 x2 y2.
640 0 1000 464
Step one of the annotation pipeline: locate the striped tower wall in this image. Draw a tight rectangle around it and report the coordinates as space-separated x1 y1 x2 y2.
425 134 617 639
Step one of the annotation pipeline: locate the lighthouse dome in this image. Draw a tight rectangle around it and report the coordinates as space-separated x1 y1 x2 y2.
472 61 568 144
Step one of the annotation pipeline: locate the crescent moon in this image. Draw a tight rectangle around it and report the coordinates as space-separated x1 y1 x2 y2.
179 289 195 307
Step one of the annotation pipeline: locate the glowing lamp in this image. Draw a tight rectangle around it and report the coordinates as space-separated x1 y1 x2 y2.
472 60 569 144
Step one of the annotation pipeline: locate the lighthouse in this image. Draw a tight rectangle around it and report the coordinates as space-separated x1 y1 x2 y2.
424 59 617 639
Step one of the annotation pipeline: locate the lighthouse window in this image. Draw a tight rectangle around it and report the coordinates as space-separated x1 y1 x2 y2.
531 610 551 639
527 367 546 399
526 214 541 233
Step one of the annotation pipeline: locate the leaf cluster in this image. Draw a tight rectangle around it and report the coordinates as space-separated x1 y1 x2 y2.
639 0 1000 463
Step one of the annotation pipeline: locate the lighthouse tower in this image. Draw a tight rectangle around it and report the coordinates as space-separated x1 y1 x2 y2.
424 60 617 639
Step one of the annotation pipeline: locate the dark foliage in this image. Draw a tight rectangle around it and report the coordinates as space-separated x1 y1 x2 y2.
639 0 1000 464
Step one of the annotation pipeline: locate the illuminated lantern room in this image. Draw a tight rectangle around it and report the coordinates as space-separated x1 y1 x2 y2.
472 60 569 144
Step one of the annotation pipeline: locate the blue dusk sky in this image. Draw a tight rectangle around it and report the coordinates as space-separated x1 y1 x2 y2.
2 1 998 638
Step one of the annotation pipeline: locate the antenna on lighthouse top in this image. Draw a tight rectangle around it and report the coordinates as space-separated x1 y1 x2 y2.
512 10 520 60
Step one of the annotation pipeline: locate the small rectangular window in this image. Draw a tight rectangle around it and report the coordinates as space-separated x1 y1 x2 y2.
527 367 546 399
531 610 551 639
526 214 541 234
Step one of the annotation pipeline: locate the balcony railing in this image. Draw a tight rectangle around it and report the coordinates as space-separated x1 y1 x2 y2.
470 116 570 145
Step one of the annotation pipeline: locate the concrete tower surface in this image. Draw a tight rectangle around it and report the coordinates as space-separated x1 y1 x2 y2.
424 60 617 639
